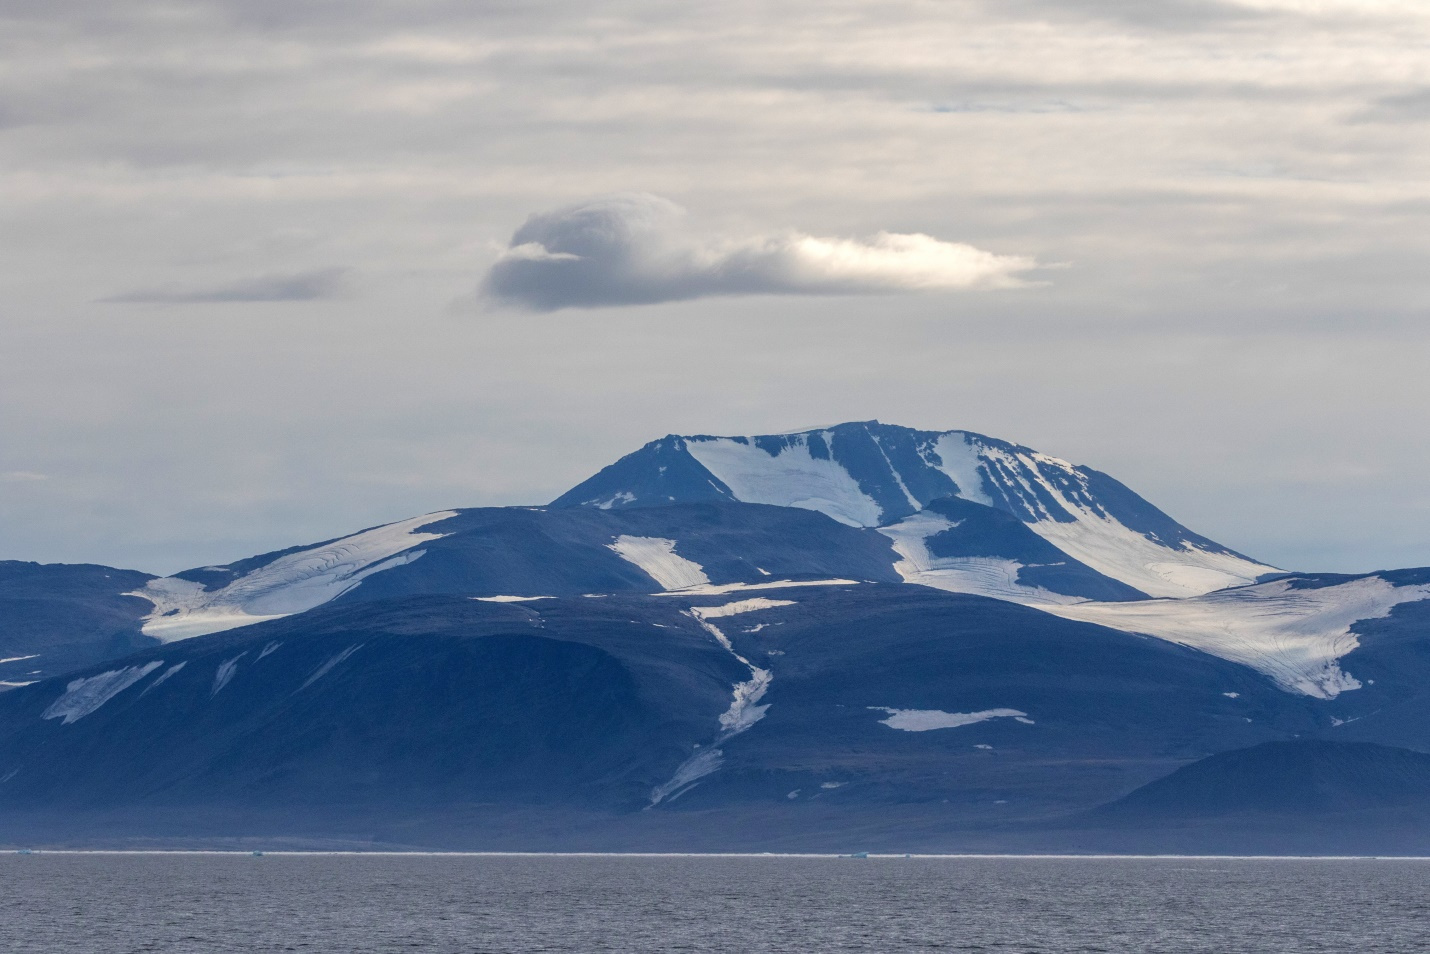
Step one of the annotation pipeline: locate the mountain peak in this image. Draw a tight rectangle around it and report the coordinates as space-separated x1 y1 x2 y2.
552 422 1278 597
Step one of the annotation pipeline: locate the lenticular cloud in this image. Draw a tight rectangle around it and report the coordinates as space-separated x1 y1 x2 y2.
482 193 1037 310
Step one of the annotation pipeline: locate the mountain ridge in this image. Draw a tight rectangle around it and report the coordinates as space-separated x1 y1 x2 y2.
553 420 1279 598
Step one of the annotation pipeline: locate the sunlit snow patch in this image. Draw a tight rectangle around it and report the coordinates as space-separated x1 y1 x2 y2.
962 443 1276 599
651 579 859 597
685 435 883 527
127 511 457 641
877 511 1082 606
139 661 187 697
606 536 710 590
870 706 1032 731
1048 576 1430 699
930 433 994 506
688 598 795 619
211 654 244 696
42 661 164 725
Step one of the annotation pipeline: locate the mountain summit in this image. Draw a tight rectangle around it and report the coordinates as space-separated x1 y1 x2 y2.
553 421 1277 598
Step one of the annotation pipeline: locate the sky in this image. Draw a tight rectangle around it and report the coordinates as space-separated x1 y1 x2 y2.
2 0 1429 575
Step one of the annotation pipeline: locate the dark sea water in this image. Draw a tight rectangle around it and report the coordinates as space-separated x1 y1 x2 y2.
1 853 1427 953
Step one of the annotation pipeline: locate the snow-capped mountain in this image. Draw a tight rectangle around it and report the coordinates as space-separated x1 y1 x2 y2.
553 421 1279 599
4 421 1430 851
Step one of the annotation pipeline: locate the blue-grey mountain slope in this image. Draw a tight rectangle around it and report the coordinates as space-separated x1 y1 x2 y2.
0 584 1331 849
0 562 155 686
123 503 902 642
1090 740 1430 820
553 421 1278 598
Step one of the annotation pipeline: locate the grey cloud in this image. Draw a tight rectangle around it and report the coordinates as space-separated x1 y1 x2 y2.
995 0 1267 31
102 267 348 304
1353 89 1430 124
482 194 1038 311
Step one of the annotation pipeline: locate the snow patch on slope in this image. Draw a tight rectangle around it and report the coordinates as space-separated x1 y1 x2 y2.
139 661 187 697
127 512 457 641
974 443 1275 598
607 536 711 590
877 511 1082 606
211 654 244 696
650 598 792 805
870 706 1032 731
300 644 362 691
686 435 882 527
1049 576 1430 699
689 598 796 619
931 433 994 506
42 661 163 725
652 578 859 596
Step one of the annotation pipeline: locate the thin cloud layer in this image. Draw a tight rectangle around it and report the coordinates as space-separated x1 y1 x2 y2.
482 194 1037 311
103 268 348 304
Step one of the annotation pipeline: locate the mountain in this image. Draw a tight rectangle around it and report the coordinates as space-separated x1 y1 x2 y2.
3 420 1430 851
2 422 1276 674
552 421 1279 599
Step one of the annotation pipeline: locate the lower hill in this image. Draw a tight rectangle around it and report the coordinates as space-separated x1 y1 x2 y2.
1090 739 1430 819
0 584 1336 850
1046 739 1430 855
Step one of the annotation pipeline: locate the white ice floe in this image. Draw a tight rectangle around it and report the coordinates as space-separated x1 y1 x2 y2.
870 706 1031 732
686 435 884 527
877 511 1082 606
651 578 859 596
1048 576 1430 699
300 644 362 691
126 511 457 642
0 655 40 665
211 654 245 696
1223 691 1240 699
650 599 793 805
42 661 164 725
0 681 36 689
821 781 845 789
257 641 282 660
473 595 555 602
606 536 711 590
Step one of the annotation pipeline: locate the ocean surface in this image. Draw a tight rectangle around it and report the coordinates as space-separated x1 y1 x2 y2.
1 853 1427 953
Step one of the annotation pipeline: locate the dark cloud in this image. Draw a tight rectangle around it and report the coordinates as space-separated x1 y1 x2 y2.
482 194 1036 311
102 267 348 304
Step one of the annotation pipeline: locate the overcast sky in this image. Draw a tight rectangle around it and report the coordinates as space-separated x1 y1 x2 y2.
3 0 1429 574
